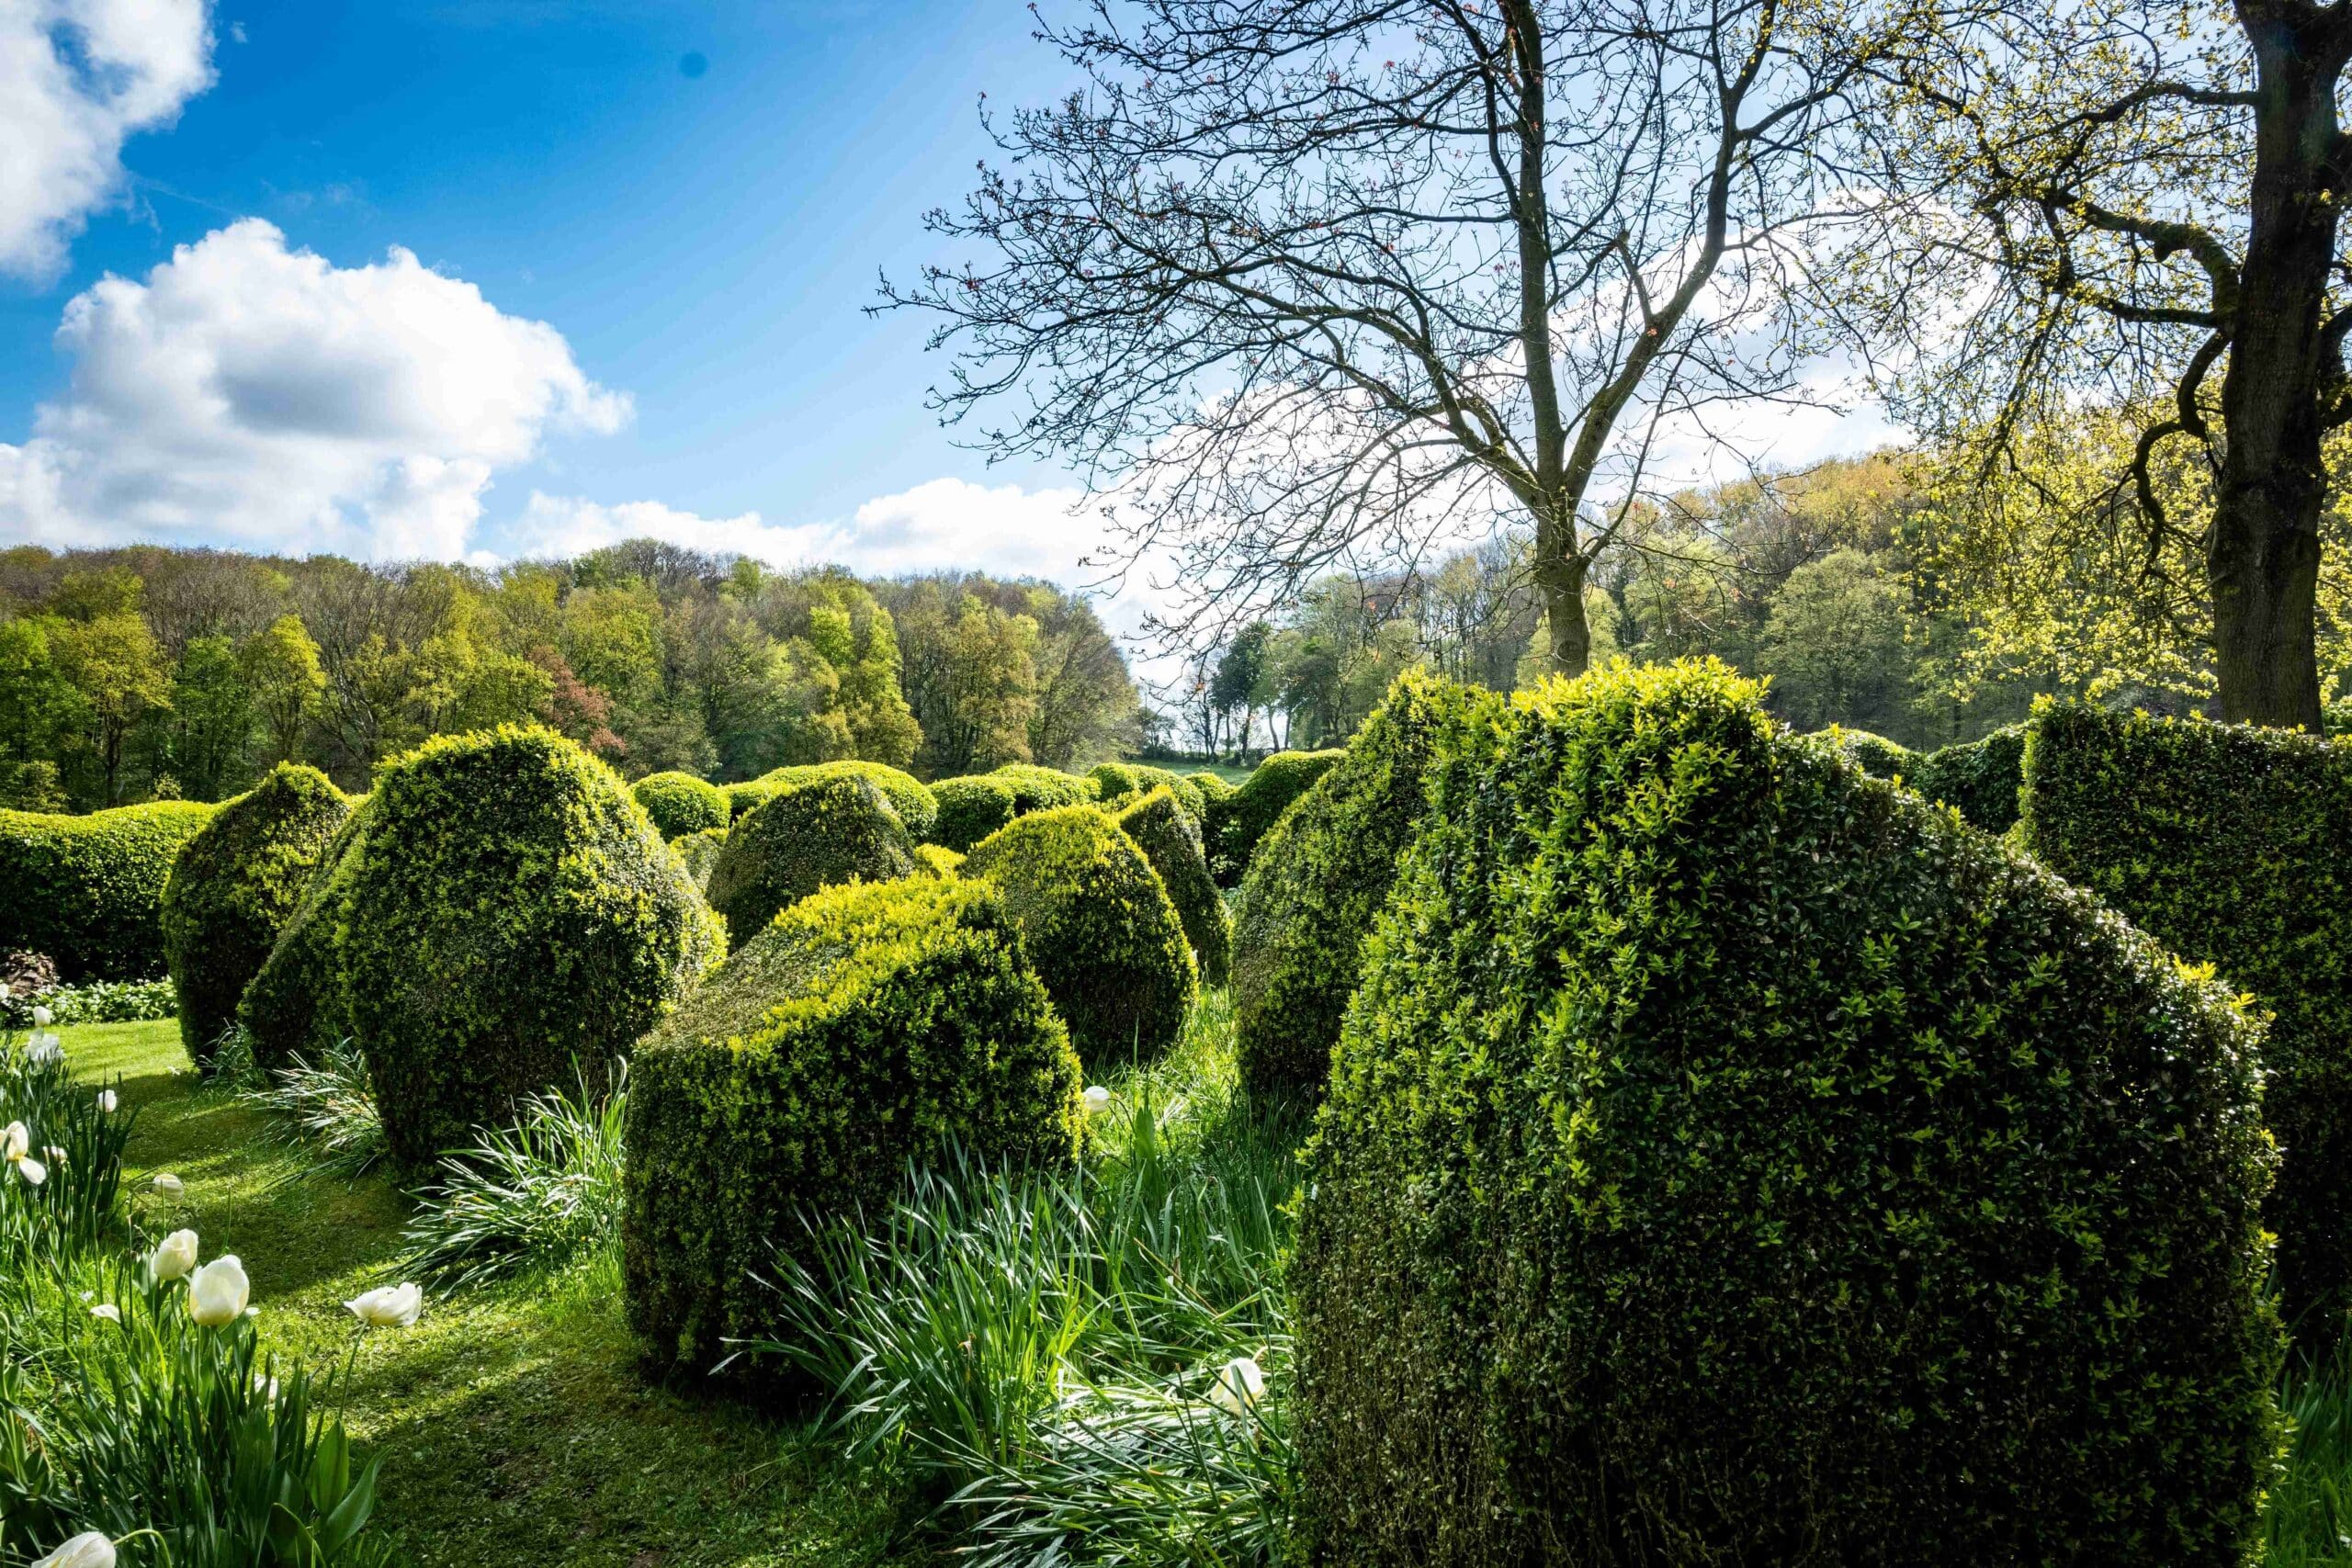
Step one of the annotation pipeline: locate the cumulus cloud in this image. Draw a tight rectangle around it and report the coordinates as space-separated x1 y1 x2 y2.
0 219 629 558
2 0 217 278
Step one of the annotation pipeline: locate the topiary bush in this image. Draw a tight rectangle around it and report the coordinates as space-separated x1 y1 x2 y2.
672 826 728 894
1295 661 2282 1566
723 779 777 820
1231 672 1463 1099
989 763 1098 814
2020 701 2352 1337
1211 749 1345 886
1908 724 2028 834
1090 762 1207 823
705 776 922 947
913 843 965 877
622 876 1084 1372
930 776 1019 853
343 726 723 1167
631 771 729 840
1827 726 1916 780
758 761 939 840
0 800 219 981
159 763 349 1065
1113 786 1229 988
238 795 375 1072
963 805 1195 1062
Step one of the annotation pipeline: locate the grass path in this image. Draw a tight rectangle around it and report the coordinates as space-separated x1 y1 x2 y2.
62 1019 917 1568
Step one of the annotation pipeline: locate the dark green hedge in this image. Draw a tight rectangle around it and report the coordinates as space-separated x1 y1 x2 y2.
1908 724 2027 834
622 876 1082 1372
344 727 723 1166
931 776 1020 854
758 761 939 841
1295 661 2281 1566
0 800 219 982
2021 701 2352 1334
705 776 922 946
160 764 349 1065
238 795 375 1071
964 805 1195 1062
1231 672 1462 1099
631 771 729 839
723 780 777 820
1113 786 1229 988
1209 749 1345 886
989 763 1098 814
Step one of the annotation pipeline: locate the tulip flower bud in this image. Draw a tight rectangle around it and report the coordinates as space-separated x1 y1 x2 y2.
150 1228 198 1282
1082 1085 1112 1113
2 1122 24 1162
30 1530 115 1568
1210 1354 1266 1416
89 1303 119 1323
96 1089 117 1113
15 1156 45 1187
30 1004 51 1028
152 1171 184 1197
188 1255 250 1327
345 1281 424 1328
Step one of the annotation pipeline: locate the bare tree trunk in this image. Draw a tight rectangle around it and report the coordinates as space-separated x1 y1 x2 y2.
1534 530 1592 677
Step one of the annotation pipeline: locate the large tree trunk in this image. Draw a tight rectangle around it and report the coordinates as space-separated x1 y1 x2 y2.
1534 539 1592 678
2212 0 2345 729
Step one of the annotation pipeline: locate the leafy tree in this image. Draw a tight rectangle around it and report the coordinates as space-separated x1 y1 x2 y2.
1210 622 1273 756
164 634 256 801
891 584 1041 776
49 611 172 807
1757 548 1912 732
242 614 326 765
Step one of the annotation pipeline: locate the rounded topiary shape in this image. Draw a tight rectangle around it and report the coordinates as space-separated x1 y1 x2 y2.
723 779 777 820
963 805 1195 1061
1114 786 1230 988
932 776 1019 853
1089 761 1144 805
758 761 939 840
160 763 349 1064
238 795 374 1071
672 826 728 894
343 727 723 1167
1092 762 1206 823
1232 672 1462 1098
1826 727 1916 781
0 800 219 981
989 763 1098 814
1212 749 1345 885
1907 723 2028 834
632 771 729 839
705 775 922 946
623 876 1083 1371
1295 660 2281 1566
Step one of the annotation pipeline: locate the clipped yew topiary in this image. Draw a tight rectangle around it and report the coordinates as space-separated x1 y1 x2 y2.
1231 672 1463 1098
1829 727 1916 780
1211 748 1345 885
1296 661 2281 1566
672 826 728 894
344 727 722 1166
238 795 375 1071
963 805 1195 1061
1113 786 1229 987
931 776 1019 853
989 762 1098 813
0 800 219 981
1091 762 1207 822
1910 723 2028 834
159 764 349 1064
631 771 729 839
723 779 777 820
758 761 939 840
623 877 1083 1372
2021 701 2352 1335
705 776 922 946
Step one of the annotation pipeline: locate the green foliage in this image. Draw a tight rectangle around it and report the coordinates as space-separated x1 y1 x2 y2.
989 762 1098 812
931 776 1020 853
235 796 373 1073
1114 787 1230 988
342 726 722 1166
757 759 939 840
404 1066 628 1288
159 764 349 1064
1188 771 1236 807
0 800 217 981
1209 750 1344 886
1090 762 1207 822
620 876 1083 1372
914 843 966 877
671 825 727 893
1908 723 2028 833
1828 727 1916 779
964 806 1196 1062
721 779 775 820
2020 701 2352 1335
1231 672 1462 1099
629 771 729 839
1296 660 2282 1565
705 775 923 946
6 976 176 1027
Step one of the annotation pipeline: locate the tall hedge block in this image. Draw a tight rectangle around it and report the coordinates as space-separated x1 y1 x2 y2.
0 800 218 981
238 795 374 1071
705 776 922 946
758 761 939 840
1113 787 1229 987
1231 672 1462 1098
2021 701 2352 1333
1908 724 2028 834
623 877 1083 1372
964 806 1195 1061
1211 749 1344 885
344 727 722 1166
1296 662 2281 1566
631 771 729 839
160 764 349 1064
931 776 1019 853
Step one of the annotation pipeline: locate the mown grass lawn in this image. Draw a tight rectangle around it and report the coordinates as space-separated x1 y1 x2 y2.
62 1019 917 1568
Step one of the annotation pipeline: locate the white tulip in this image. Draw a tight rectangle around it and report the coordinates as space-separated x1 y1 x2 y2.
1209 1354 1266 1416
1 1122 24 1161
30 1004 51 1028
15 1156 44 1187
30 1531 114 1568
89 1303 119 1324
96 1089 117 1114
151 1172 184 1197
345 1281 424 1328
150 1228 198 1281
27 1032 61 1066
1082 1085 1113 1114
187 1255 249 1326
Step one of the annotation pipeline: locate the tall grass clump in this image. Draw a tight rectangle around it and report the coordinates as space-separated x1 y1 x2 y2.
226 1032 389 1182
403 1066 628 1288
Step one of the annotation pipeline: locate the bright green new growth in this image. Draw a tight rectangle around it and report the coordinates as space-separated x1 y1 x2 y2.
343 726 723 1167
160 763 349 1064
671 826 728 893
238 795 375 1071
931 776 1020 853
989 763 1099 813
621 876 1083 1372
757 760 939 840
1090 762 1207 823
0 799 218 981
705 775 923 946
2021 701 2352 1336
1296 661 2281 1565
914 842 965 877
1231 671 1462 1099
631 771 729 839
963 805 1195 1062
1208 749 1344 885
1112 786 1229 987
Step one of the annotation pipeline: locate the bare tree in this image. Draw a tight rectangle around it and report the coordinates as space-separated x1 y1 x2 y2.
887 0 1890 672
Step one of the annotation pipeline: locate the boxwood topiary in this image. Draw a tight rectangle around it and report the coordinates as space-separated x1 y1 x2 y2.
1113 786 1229 987
914 843 965 877
622 876 1083 1372
238 795 375 1071
1091 762 1208 823
672 826 728 894
632 771 729 839
1908 723 2028 834
0 800 219 981
343 726 723 1166
1295 660 2282 1566
963 805 1195 1062
2020 700 2352 1336
757 761 939 840
723 779 777 820
1231 672 1463 1099
705 776 922 946
989 762 1098 813
931 776 1019 853
1211 749 1345 885
159 764 349 1065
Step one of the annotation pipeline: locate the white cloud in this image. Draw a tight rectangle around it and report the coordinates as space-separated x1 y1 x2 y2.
0 219 629 558
1 0 216 278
